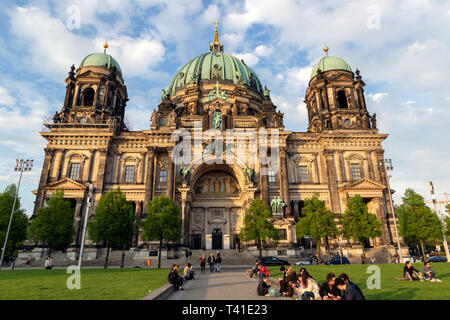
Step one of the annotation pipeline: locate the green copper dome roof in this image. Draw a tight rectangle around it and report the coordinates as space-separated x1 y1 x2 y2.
79 53 122 75
167 51 264 96
310 56 351 80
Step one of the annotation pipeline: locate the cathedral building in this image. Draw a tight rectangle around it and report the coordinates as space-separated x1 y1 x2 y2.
33 25 398 254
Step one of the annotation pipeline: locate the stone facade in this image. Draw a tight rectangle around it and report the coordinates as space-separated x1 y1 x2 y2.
32 31 400 254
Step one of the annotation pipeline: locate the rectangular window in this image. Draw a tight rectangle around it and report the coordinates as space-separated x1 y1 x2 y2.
351 163 361 180
69 163 81 180
159 169 167 183
298 166 309 183
124 165 135 183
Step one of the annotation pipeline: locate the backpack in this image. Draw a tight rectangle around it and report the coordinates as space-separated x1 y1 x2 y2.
268 287 278 297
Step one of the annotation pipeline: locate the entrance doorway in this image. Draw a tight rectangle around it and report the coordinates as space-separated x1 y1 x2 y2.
191 234 202 249
212 229 223 250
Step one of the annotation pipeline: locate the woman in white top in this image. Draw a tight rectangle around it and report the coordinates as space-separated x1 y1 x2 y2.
295 272 321 300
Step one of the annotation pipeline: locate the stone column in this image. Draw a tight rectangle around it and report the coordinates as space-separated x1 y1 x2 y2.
179 188 189 246
94 150 108 192
371 150 381 182
260 165 269 206
323 150 341 214
144 147 155 210
33 148 54 215
82 150 93 182
334 151 343 183
279 147 291 216
166 148 174 199
373 197 390 245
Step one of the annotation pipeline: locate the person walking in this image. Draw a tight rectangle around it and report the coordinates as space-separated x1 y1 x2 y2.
199 253 206 274
215 252 222 272
207 252 215 273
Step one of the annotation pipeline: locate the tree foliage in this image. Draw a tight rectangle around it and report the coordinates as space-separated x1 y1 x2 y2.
0 184 28 257
141 195 181 268
296 193 339 263
28 188 74 256
397 188 441 261
340 194 383 257
240 198 279 257
88 188 135 268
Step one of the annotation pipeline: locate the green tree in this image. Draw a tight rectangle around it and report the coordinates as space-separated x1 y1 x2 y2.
28 188 74 256
240 198 279 258
88 188 135 268
0 184 28 258
296 193 339 263
397 188 441 262
141 195 181 269
340 194 383 262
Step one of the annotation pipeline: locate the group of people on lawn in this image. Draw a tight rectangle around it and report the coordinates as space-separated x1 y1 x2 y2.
168 251 222 291
249 259 365 300
403 261 441 282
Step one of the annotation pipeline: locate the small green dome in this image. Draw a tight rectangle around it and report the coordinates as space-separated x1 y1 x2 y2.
79 53 122 75
167 51 264 96
310 56 352 80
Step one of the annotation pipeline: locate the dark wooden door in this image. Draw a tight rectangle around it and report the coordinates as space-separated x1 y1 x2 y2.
212 229 222 250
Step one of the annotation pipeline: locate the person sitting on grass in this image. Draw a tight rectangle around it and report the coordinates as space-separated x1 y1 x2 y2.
422 261 441 282
335 277 365 300
319 272 342 300
279 266 297 297
293 271 321 300
336 273 366 300
257 274 271 296
248 259 261 279
403 261 424 281
168 264 184 291
183 263 194 280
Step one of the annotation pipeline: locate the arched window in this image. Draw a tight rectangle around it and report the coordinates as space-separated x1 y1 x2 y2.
337 90 348 109
82 88 95 106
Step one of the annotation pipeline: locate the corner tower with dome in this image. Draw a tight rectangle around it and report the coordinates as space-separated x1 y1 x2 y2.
32 26 403 261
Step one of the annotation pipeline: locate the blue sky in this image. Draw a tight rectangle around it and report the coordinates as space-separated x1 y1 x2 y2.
0 0 449 215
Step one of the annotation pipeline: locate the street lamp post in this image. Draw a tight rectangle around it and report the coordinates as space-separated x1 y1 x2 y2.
428 182 450 263
78 184 94 269
379 158 403 263
0 159 33 271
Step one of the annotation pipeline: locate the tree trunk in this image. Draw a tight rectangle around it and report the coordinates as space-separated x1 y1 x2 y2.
158 238 163 269
316 239 321 264
258 238 262 258
361 244 366 264
420 240 427 263
104 244 110 269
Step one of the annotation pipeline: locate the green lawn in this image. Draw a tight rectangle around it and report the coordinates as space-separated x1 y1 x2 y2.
0 268 170 300
267 263 450 300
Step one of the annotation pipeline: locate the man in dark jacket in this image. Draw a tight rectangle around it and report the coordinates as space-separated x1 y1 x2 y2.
168 264 184 291
319 272 341 300
335 278 365 300
257 274 270 296
207 253 215 273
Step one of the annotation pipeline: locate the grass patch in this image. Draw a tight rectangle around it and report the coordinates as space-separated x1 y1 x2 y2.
0 268 170 300
267 263 450 300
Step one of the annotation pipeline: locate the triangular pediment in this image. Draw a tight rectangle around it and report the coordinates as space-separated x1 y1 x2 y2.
44 178 87 191
339 178 386 192
77 70 103 78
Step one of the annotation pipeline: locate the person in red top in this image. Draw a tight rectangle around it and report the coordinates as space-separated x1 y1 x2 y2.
258 264 269 283
199 253 206 274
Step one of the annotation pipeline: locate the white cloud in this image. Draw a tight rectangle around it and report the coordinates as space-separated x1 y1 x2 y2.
232 52 259 66
0 86 16 107
254 45 273 57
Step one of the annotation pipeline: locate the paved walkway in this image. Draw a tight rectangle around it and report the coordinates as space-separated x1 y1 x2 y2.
167 267 291 300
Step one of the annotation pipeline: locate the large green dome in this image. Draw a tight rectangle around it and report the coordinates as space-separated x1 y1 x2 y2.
167 51 264 96
310 56 351 80
79 52 122 75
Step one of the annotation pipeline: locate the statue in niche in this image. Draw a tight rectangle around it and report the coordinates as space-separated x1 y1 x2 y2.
271 196 286 215
180 167 190 183
213 111 222 129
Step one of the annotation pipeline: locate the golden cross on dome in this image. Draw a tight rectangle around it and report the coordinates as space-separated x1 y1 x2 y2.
214 20 219 30
103 41 109 53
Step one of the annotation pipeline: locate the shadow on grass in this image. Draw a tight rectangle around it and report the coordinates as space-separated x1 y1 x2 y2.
367 287 417 300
